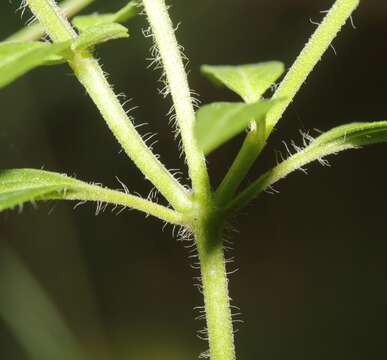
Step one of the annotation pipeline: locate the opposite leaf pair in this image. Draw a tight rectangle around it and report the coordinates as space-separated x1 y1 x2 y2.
0 1 138 89
195 62 285 155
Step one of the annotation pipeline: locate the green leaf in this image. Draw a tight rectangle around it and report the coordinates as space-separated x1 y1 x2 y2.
195 100 278 155
71 23 129 51
201 62 285 103
0 169 88 211
0 21 129 88
0 41 70 89
229 121 387 212
307 121 387 149
72 1 139 32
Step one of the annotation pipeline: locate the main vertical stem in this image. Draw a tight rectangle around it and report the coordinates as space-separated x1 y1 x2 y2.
142 1 235 358
195 212 236 360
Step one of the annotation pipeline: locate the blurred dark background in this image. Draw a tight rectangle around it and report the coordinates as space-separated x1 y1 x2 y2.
0 0 387 359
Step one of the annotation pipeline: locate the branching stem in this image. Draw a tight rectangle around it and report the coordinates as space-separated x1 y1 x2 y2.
25 0 192 213
69 53 191 212
218 0 360 207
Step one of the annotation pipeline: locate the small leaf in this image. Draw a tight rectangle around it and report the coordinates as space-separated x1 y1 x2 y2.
72 1 139 32
0 41 70 89
195 100 278 155
71 23 129 51
201 62 285 103
229 121 387 212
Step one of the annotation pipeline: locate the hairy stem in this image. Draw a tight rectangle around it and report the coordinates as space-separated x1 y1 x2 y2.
215 125 265 207
142 2 235 357
218 0 359 207
25 0 191 212
7 0 94 42
69 53 191 212
226 120 387 214
24 0 77 42
142 0 210 202
63 183 187 225
266 0 360 133
194 211 235 360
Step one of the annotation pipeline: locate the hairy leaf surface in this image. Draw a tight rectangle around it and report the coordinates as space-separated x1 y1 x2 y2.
201 62 284 103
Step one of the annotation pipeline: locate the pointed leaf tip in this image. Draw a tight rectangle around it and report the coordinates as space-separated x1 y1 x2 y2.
201 61 285 103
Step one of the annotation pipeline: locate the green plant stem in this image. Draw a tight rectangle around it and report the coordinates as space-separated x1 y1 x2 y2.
61 183 187 225
24 0 77 42
6 0 94 42
226 120 387 214
69 53 191 212
25 0 191 212
142 1 235 358
266 0 360 133
215 129 264 206
227 152 319 215
142 0 210 203
194 211 235 360
217 0 359 207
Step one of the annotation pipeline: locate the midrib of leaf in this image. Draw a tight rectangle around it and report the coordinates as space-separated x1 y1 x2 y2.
238 68 255 103
213 105 245 134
